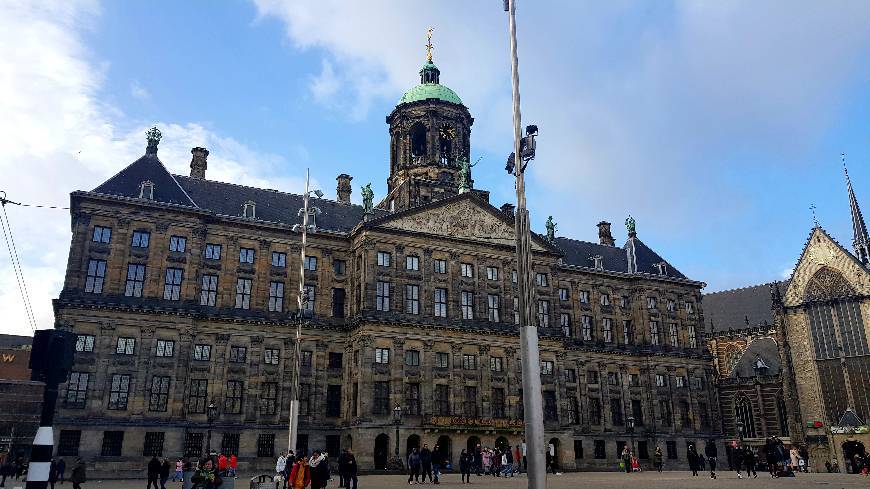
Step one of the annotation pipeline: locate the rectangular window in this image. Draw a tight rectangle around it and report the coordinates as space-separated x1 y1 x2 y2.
629 373 640 386
666 441 678 459
301 350 312 367
257 434 275 458
375 348 390 364
433 258 447 274
603 318 613 343
589 398 602 425
406 383 421 415
85 259 106 294
567 395 579 424
541 360 554 375
565 368 576 383
512 269 518 283
75 334 94 352
688 326 697 348
460 263 474 278
200 274 218 306
573 439 583 459
271 251 287 267
435 384 450 415
298 384 311 415
108 374 130 410
544 391 558 421
650 321 661 345
610 398 624 425
559 288 569 301
333 259 346 275
101 431 124 457
373 381 390 415
623 320 633 345
124 263 146 297
513 296 520 325
163 267 183 300
581 315 593 341
239 247 255 264
92 225 112 243
225 380 243 414
463 386 478 416
131 231 150 248
537 300 549 327
434 288 447 317
58 430 82 456
404 349 420 366
193 344 211 361
332 288 346 318
486 266 499 281
302 285 315 313
304 255 317 271
406 255 420 270
535 273 548 287
492 387 506 418
405 284 420 314
326 384 342 417
169 235 186 253
594 440 606 459
587 369 599 384
637 440 649 460
655 374 666 387
155 339 174 357
184 433 203 458
65 372 89 408
377 251 391 267
600 293 611 306
204 243 222 260
667 300 676 312
462 354 477 370
116 337 135 355
620 295 630 308
229 346 247 363
461 291 474 319
189 379 207 414
659 400 672 426
579 290 590 304
686 302 695 314
435 352 449 368
376 281 391 311
490 356 503 372
235 278 252 309
560 313 571 337
675 376 686 388
149 376 170 412
263 348 281 365
328 352 343 369
221 433 241 457
487 294 500 322
608 371 620 386
631 399 644 426
647 296 657 309
268 281 285 312
669 322 679 347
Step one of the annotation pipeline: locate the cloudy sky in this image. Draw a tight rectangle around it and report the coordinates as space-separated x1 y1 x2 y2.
2 0 870 336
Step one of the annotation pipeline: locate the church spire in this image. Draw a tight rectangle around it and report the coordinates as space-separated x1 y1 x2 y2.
420 27 440 84
843 153 870 264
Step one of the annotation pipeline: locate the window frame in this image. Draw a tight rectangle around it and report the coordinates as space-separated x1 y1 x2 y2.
204 243 222 260
85 259 107 294
271 251 287 267
235 278 252 309
131 230 150 249
124 263 146 297
239 247 255 264
460 263 474 278
92 225 112 244
377 251 391 267
163 267 183 301
169 235 187 253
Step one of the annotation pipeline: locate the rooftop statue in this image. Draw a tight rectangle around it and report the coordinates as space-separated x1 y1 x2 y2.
362 183 374 214
625 215 636 236
545 216 557 242
457 155 479 193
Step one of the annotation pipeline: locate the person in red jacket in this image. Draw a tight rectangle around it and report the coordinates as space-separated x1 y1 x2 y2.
218 453 228 475
229 454 238 478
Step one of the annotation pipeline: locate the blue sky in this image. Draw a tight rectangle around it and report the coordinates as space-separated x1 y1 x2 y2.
2 0 870 335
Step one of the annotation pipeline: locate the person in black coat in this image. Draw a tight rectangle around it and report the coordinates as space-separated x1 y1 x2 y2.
344 449 358 489
159 459 171 489
687 445 699 477
336 449 348 488
704 441 718 479
431 445 444 484
420 444 433 483
48 459 59 489
146 456 161 489
459 449 473 484
743 447 757 478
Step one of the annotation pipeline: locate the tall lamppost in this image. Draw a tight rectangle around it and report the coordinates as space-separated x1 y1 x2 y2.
206 400 218 456
387 405 404 470
287 169 322 454
627 415 635 456
503 0 546 487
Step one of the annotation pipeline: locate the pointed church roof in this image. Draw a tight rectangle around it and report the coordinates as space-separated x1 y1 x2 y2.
92 154 197 207
844 158 870 264
837 407 865 427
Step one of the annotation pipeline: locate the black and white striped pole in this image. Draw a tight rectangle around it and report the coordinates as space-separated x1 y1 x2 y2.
26 329 77 489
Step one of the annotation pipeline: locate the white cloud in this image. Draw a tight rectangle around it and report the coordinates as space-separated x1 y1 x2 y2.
130 80 149 101
0 0 308 336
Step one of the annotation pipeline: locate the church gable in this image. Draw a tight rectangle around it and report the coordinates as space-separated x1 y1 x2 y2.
784 228 870 306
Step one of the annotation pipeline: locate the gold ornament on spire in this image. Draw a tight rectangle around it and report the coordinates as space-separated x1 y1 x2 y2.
425 26 434 62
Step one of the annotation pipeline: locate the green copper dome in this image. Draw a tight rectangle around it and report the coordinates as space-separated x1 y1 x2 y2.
397 62 463 106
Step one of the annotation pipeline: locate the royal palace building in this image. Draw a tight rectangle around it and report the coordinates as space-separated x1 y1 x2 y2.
52 52 719 476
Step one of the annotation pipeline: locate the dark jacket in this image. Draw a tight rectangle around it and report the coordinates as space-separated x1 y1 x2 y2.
160 460 171 479
49 461 59 483
431 450 444 466
705 443 718 458
419 448 432 467
408 452 421 468
148 457 162 477
70 462 87 484
345 454 357 475
459 453 473 472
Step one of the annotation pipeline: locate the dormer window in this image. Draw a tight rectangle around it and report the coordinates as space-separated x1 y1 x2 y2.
139 180 154 200
592 255 604 270
243 201 256 219
654 262 668 276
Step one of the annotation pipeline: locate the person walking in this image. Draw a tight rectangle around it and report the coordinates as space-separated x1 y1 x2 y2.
621 446 632 474
277 451 288 483
57 458 66 485
705 441 718 479
309 450 328 489
147 456 162 489
743 446 757 478
48 459 59 489
789 447 799 473
159 459 171 489
687 444 699 477
764 439 778 477
503 447 514 477
289 456 311 489
191 458 222 489
420 444 433 483
69 459 86 489
459 449 472 484
343 449 357 489
513 445 521 475
431 445 443 485
336 449 348 488
474 445 483 477
0 454 12 488
654 446 663 472
229 454 237 478
407 447 421 484
173 459 183 482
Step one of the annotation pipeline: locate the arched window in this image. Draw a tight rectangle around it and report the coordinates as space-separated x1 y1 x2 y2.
139 180 154 200
410 123 427 159
243 200 256 219
438 125 455 165
735 395 757 438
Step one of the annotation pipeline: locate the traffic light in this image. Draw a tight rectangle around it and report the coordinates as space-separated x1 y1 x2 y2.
29 329 77 383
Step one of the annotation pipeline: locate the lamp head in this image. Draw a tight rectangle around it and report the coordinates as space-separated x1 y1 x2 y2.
313 189 324 199
525 124 538 137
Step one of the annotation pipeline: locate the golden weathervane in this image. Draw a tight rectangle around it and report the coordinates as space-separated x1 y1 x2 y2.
426 26 434 62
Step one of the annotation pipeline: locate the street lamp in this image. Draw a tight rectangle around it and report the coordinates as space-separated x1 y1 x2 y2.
393 405 403 458
287 169 322 454
627 415 635 455
503 1 547 487
206 400 218 456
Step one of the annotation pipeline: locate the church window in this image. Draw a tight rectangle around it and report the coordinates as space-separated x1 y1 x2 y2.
777 396 789 436
735 396 757 438
723 346 741 373
243 200 256 218
487 294 500 322
376 281 391 311
139 180 154 200
377 251 391 267
433 259 447 274
434 288 447 317
406 255 419 271
461 291 474 319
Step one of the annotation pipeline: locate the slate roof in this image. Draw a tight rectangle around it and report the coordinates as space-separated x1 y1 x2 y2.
93 154 195 206
730 337 781 377
703 282 788 333
554 236 689 279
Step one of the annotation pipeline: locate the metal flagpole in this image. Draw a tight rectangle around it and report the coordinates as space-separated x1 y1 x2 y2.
288 169 312 454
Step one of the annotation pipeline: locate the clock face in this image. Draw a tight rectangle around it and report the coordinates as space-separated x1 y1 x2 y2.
439 126 456 140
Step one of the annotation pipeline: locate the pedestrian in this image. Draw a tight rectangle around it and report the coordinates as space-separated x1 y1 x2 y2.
69 458 86 489
49 458 59 489
764 438 778 478
704 441 718 479
343 449 358 489
229 454 237 478
159 458 171 489
217 453 228 477
503 447 514 477
521 440 527 472
336 449 348 488
474 445 483 477
407 447 421 484
789 447 799 473
687 444 699 477
431 445 443 485
309 450 328 489
289 456 311 489
147 456 162 489
420 443 433 483
513 445 522 474
621 446 632 474
57 458 66 485
743 446 757 478
285 450 296 487
654 446 663 472
798 446 810 473
0 454 12 488
191 458 222 489
277 451 288 482
459 449 472 484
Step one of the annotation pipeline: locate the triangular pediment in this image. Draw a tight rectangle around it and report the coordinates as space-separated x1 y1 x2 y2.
368 194 551 252
784 227 870 307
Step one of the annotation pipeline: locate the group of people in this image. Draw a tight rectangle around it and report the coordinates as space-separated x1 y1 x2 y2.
619 447 642 473
275 449 333 489
453 443 528 484
0 454 84 489
687 441 720 479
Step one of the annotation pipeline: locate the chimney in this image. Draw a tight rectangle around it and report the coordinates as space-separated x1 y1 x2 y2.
190 147 209 179
336 173 353 204
500 203 515 219
597 221 615 246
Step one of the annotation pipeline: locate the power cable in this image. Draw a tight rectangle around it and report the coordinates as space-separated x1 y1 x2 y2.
0 191 39 331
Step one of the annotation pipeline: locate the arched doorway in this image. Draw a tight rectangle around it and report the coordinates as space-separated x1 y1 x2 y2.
374 433 389 470
436 435 452 467
467 436 481 453
548 438 561 470
495 436 510 453
843 441 866 473
407 434 421 456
